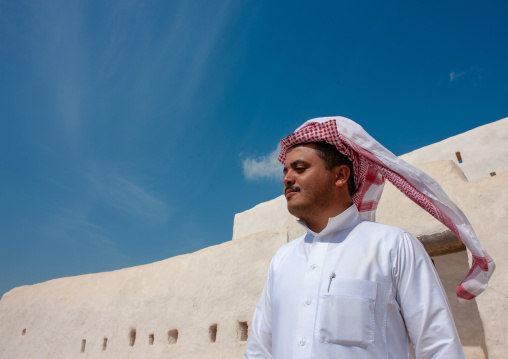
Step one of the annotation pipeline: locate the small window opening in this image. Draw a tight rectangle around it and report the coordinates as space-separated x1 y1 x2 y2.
209 324 218 343
238 321 249 341
81 339 86 353
149 333 154 345
102 337 108 351
22 328 26 336
490 172 496 176
129 329 136 346
168 329 178 344
455 151 463 163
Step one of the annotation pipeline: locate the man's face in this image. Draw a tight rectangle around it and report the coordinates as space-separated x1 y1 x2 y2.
282 144 335 221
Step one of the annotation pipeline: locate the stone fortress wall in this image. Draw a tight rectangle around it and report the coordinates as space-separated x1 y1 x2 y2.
1 118 507 359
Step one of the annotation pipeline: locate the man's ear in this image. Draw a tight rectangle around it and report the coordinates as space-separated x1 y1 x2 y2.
333 165 351 188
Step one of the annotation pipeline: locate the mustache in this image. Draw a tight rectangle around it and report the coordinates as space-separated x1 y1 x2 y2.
284 186 300 194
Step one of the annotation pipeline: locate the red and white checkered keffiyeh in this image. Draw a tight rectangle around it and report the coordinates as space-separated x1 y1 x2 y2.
278 116 495 302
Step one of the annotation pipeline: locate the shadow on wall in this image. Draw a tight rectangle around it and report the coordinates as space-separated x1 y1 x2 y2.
432 250 487 355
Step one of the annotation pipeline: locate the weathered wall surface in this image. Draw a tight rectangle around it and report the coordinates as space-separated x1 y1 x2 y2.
399 117 508 182
1 118 506 359
0 228 286 359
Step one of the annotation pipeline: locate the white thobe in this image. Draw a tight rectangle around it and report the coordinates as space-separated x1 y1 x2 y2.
244 205 465 359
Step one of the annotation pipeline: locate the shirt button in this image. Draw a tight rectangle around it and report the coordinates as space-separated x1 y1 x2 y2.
311 264 316 269
305 299 311 305
300 339 306 346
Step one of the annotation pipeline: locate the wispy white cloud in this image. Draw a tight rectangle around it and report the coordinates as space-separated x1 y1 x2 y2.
40 207 117 247
92 173 171 223
177 0 237 103
34 167 171 262
130 0 240 110
449 67 484 83
33 204 133 271
449 71 467 82
28 1 88 148
108 177 170 222
242 146 282 181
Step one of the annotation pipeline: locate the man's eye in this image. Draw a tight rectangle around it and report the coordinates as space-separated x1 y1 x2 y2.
296 167 305 172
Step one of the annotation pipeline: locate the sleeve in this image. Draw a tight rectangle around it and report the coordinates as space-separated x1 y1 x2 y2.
393 232 466 359
243 261 273 359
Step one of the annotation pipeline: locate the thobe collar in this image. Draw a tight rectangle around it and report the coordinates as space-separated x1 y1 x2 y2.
297 204 363 241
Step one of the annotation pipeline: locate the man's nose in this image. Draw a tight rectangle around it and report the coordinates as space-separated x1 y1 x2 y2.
283 172 295 186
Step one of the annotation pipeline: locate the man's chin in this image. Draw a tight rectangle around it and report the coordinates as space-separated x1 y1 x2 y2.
286 202 303 218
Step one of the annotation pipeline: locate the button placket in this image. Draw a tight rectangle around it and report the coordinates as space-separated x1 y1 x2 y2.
293 237 329 358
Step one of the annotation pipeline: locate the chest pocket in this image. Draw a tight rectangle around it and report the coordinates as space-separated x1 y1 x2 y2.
318 278 377 348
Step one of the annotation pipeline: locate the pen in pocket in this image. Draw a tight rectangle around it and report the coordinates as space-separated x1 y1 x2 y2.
327 272 336 292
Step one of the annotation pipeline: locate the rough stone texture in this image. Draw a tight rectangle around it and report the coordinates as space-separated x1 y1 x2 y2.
0 118 506 358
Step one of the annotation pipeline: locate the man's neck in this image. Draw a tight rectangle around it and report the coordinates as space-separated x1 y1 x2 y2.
305 218 328 234
305 201 353 233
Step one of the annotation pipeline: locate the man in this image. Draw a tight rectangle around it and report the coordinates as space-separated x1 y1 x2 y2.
244 117 495 358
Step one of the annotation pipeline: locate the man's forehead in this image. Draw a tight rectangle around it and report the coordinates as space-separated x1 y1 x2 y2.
284 144 320 165
285 143 317 157
286 144 310 154
286 142 316 152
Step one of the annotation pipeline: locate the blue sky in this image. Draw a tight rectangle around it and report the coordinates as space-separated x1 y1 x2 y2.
1 0 507 297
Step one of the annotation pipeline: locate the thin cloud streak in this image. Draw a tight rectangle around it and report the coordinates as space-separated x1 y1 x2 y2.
91 171 171 223
179 0 237 102
34 205 132 271
242 146 282 181
449 71 467 81
28 1 88 148
449 67 484 83
40 209 116 247
107 176 171 222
